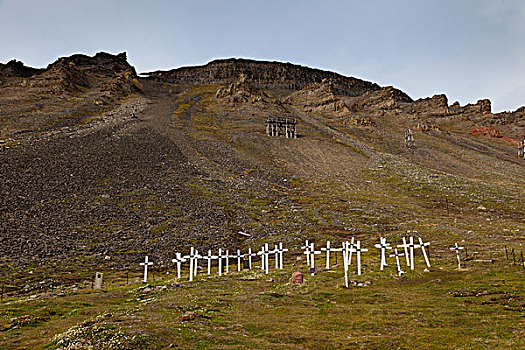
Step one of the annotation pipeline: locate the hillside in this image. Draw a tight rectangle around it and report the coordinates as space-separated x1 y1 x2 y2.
0 52 524 349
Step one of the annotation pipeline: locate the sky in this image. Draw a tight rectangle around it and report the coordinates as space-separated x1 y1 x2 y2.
0 0 524 112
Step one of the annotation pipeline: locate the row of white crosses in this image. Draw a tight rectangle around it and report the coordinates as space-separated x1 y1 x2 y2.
302 236 432 287
140 243 289 283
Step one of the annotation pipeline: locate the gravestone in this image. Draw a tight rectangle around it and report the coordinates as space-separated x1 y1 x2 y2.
450 243 464 269
397 237 411 267
389 249 405 276
94 272 104 289
374 237 392 271
291 271 303 284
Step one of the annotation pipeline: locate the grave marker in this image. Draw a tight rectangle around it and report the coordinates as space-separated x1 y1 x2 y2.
218 248 225 276
139 256 153 283
397 237 411 267
354 240 368 276
236 249 244 272
277 243 288 270
94 272 104 289
418 237 431 267
307 242 322 275
407 237 421 270
374 237 392 271
247 247 256 270
450 243 464 269
321 241 334 269
301 240 310 266
204 250 218 275
171 252 187 279
389 249 405 276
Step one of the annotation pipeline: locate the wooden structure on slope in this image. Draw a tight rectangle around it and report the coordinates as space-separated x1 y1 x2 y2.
518 140 525 160
405 128 415 148
266 116 297 138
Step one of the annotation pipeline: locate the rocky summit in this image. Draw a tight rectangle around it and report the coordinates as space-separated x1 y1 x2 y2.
0 52 524 349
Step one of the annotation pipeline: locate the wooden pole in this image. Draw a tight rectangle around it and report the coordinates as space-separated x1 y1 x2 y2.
505 245 508 260
521 252 525 271
512 249 515 266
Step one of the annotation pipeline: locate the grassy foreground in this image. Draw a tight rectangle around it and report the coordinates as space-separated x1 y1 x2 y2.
1 253 523 349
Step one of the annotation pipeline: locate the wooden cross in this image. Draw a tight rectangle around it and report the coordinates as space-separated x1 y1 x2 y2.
246 247 257 270
407 236 421 270
217 248 227 276
271 244 279 269
225 249 231 274
139 255 153 283
236 249 244 272
450 243 464 269
320 241 333 269
257 245 265 271
301 240 311 266
418 237 431 267
342 241 352 287
183 247 201 281
397 237 411 267
171 252 187 279
374 237 392 271
276 243 288 270
204 250 219 275
389 248 405 276
306 242 322 276
353 240 368 276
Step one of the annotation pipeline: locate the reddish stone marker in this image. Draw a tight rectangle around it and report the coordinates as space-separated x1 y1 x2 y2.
291 271 303 285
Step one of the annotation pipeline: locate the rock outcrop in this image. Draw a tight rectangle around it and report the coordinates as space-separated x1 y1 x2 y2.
146 58 381 97
282 78 350 116
215 74 270 104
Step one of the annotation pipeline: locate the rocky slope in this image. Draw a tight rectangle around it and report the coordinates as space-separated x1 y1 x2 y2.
1 52 525 281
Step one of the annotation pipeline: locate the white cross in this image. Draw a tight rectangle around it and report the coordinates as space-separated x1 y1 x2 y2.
418 237 431 268
397 237 411 267
257 245 266 272
217 248 227 276
353 240 368 276
342 241 351 287
374 237 392 271
204 250 218 275
344 237 356 269
139 255 153 283
183 247 201 281
450 243 464 269
246 247 257 270
171 252 187 279
320 241 333 269
306 242 322 276
389 248 405 276
407 236 421 270
276 243 288 270
236 249 244 272
301 240 310 266
270 244 279 269
225 249 231 274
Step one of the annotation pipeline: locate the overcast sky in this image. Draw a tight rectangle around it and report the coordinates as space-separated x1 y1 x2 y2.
0 0 523 112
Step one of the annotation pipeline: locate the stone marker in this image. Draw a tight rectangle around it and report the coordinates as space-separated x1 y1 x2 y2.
94 272 104 289
450 243 464 269
140 256 153 283
291 271 303 284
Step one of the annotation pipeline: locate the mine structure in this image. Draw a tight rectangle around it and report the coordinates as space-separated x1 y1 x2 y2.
518 140 525 159
266 116 297 138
